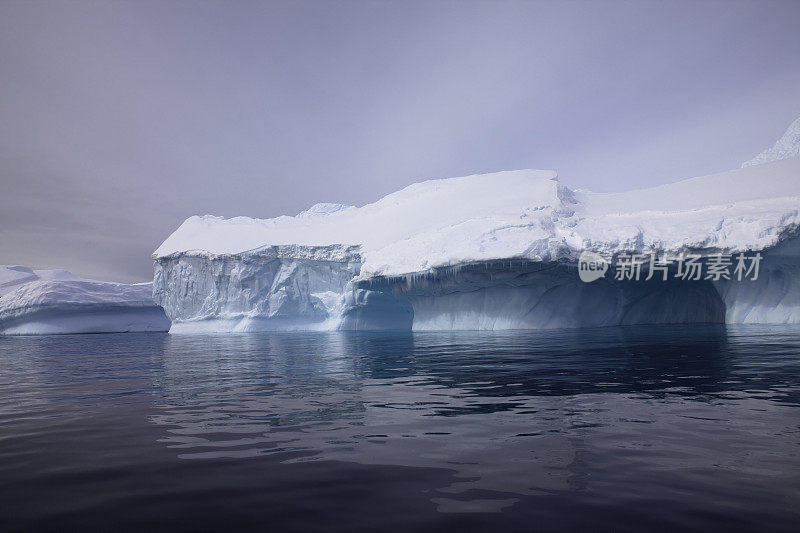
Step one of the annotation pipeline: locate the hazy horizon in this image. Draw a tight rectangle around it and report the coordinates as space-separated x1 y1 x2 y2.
2 0 799 282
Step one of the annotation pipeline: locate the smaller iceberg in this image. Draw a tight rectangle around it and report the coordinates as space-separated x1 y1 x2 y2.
0 266 170 335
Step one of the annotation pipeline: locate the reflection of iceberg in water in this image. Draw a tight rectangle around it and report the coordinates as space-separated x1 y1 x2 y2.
149 333 579 510
151 334 363 458
147 327 800 513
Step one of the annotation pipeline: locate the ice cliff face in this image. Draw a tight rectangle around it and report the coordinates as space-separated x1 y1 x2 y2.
154 155 800 332
0 266 170 335
742 116 800 167
154 245 365 333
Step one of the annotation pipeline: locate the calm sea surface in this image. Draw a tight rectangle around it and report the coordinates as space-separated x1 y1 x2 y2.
1 325 799 531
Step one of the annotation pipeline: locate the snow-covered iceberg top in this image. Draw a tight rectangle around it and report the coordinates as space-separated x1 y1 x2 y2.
0 265 79 294
155 158 800 279
0 266 169 335
742 116 800 167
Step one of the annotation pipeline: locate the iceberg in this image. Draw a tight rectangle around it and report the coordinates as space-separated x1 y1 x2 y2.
153 125 800 333
0 266 170 335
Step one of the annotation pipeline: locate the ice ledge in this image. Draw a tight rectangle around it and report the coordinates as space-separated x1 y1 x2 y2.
156 243 362 263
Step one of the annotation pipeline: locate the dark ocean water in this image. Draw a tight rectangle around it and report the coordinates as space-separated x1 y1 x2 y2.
1 325 799 532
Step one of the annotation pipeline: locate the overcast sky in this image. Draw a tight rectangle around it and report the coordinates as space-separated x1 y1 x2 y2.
1 0 799 282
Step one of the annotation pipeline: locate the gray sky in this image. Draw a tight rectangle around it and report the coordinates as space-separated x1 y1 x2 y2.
1 0 799 282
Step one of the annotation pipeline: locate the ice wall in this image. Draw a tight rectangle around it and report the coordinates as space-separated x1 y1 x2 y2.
714 235 800 324
381 261 725 331
153 245 363 332
155 237 799 333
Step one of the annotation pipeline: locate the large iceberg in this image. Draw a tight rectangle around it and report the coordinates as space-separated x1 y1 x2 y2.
0 266 170 335
154 126 800 332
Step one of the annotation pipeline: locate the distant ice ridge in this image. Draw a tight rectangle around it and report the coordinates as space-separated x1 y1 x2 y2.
296 202 353 218
0 266 170 335
154 156 800 332
742 116 800 167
